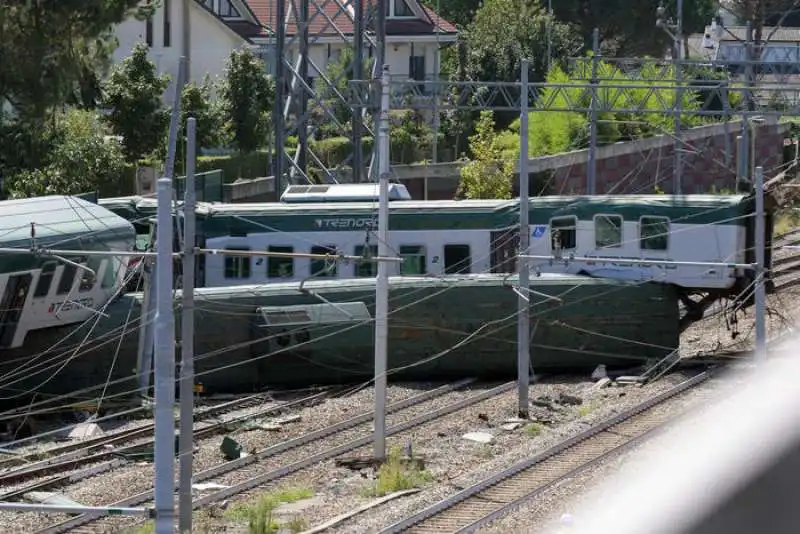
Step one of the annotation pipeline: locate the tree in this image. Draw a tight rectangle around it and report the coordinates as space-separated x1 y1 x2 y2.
458 111 514 199
313 47 374 139
0 0 146 122
551 0 716 57
175 77 224 169
5 109 127 198
102 42 170 164
464 0 581 86
729 0 799 43
219 47 275 157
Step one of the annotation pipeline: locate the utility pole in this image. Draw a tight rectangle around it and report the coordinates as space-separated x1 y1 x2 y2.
673 0 683 194
546 0 553 73
178 118 197 534
588 28 600 195
517 59 531 419
153 56 184 534
182 0 191 82
754 164 766 363
656 1 683 193
373 65 390 461
154 177 176 534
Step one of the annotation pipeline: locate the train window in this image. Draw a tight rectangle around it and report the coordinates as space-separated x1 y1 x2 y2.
224 247 251 279
550 217 577 250
400 245 427 275
354 245 378 277
101 259 118 289
444 244 471 274
310 245 337 277
267 246 294 278
79 256 102 292
57 260 79 295
594 215 623 249
640 216 670 250
34 262 57 297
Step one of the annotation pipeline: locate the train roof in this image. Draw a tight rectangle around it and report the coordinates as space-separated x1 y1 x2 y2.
98 193 752 233
0 195 135 250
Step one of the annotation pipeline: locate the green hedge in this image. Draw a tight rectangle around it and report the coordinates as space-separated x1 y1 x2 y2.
197 151 271 182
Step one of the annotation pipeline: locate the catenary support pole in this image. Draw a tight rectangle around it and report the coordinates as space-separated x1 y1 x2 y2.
154 177 177 534
178 118 197 534
517 59 531 419
373 65 390 461
755 165 767 363
588 28 599 195
673 0 683 194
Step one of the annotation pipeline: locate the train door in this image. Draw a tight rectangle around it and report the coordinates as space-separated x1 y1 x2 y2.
0 274 33 348
490 229 518 273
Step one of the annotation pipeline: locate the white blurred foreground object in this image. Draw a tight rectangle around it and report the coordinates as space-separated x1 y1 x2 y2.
551 347 800 534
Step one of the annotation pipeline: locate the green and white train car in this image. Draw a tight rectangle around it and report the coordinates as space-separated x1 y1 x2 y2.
0 196 136 350
100 186 772 317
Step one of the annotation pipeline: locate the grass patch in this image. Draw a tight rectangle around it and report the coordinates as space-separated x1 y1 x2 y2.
224 486 315 534
578 403 596 417
525 422 545 436
285 516 308 533
775 210 800 236
361 446 434 497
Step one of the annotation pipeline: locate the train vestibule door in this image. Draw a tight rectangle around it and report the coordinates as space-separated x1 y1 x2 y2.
0 274 33 348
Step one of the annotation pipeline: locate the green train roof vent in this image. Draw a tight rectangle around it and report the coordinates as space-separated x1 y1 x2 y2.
280 183 412 203
257 301 371 327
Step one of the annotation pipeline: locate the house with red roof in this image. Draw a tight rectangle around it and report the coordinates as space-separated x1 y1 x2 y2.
112 0 457 102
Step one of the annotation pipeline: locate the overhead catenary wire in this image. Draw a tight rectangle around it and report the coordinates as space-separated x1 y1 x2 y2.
0 199 756 416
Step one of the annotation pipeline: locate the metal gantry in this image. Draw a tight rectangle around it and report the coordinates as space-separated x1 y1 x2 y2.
262 0 387 193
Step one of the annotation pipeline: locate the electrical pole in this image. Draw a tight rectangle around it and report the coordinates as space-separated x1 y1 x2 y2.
154 176 176 534
673 0 683 194
546 0 553 73
373 65 390 461
153 55 183 534
755 164 766 363
178 118 197 534
517 59 531 419
588 28 599 195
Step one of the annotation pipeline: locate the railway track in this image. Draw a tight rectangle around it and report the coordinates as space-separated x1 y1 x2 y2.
0 388 336 492
31 378 518 534
378 371 715 534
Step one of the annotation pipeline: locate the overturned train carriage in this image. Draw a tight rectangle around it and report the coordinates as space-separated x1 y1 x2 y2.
0 275 679 408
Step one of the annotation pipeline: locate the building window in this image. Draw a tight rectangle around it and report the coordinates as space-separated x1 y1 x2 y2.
268 246 294 278
145 13 153 47
640 216 670 251
594 215 623 249
224 248 251 279
34 262 57 298
310 245 337 277
163 0 171 47
400 245 426 275
219 0 240 17
355 245 378 277
444 244 471 274
386 0 415 17
550 217 577 251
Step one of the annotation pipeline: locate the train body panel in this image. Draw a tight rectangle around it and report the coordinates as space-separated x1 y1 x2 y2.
0 196 136 351
98 191 769 295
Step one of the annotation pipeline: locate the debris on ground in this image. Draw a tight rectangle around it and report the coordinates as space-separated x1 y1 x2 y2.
462 431 494 444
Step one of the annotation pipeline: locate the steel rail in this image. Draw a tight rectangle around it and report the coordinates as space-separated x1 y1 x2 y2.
379 371 713 534
0 389 332 488
32 378 493 533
